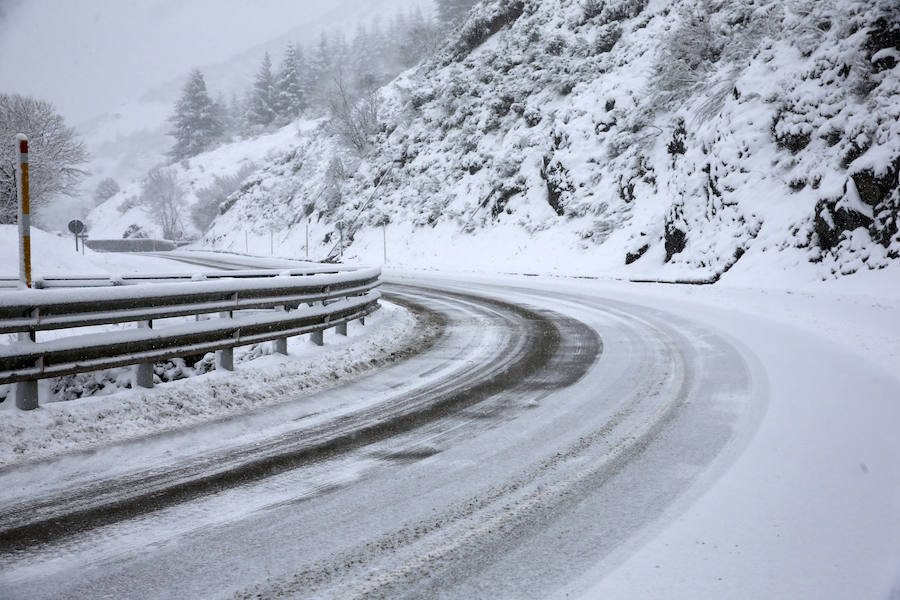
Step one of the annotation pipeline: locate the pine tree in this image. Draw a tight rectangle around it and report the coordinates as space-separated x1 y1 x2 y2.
273 44 306 123
245 52 277 128
168 69 223 161
436 0 478 27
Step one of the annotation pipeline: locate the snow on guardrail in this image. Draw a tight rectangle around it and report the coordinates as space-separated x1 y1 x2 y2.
0 267 382 410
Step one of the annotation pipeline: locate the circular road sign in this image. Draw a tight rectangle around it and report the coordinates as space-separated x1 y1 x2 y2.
68 219 85 234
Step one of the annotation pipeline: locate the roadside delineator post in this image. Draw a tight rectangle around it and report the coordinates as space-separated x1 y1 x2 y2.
14 135 39 410
15 134 31 289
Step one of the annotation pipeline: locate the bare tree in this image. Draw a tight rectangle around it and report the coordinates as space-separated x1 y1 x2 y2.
93 177 120 205
324 68 381 154
0 94 88 224
140 166 186 240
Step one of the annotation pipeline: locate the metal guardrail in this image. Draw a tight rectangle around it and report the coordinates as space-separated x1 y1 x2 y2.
84 238 177 253
0 267 382 410
0 266 358 289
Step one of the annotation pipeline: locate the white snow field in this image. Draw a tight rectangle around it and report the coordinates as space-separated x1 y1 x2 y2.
0 224 206 278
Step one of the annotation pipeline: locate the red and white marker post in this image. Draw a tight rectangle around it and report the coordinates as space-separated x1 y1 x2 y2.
14 134 39 409
15 134 32 289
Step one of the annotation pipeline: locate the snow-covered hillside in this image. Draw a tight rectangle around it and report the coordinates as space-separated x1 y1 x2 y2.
201 0 898 282
86 122 316 244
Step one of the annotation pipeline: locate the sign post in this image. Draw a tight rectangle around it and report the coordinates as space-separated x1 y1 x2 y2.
68 219 85 253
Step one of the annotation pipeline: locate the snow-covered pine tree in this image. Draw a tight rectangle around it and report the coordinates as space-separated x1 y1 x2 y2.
273 44 307 124
435 0 478 27
168 69 223 161
245 52 277 128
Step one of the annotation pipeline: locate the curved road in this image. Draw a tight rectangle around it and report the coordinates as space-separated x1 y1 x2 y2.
1 262 894 598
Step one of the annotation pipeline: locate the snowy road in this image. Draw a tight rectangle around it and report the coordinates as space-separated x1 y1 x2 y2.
0 265 897 599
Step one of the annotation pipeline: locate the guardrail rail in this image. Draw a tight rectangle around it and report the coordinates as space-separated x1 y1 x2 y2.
0 267 382 410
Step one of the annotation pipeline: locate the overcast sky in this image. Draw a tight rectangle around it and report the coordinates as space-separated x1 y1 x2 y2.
0 0 430 125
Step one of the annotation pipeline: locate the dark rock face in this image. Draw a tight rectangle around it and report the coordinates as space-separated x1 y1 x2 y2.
852 159 899 248
865 16 900 73
625 243 649 265
815 158 900 253
813 199 873 251
540 155 570 217
664 226 686 262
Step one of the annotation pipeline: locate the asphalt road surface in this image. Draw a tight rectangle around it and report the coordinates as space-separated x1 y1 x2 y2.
0 263 761 599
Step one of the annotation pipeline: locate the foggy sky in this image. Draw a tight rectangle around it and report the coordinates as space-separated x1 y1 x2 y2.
0 0 431 126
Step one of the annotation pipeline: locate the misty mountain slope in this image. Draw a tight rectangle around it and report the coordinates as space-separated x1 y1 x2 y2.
210 0 898 280
86 123 312 242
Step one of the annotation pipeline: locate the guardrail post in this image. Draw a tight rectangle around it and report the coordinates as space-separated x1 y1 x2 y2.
15 379 38 410
133 320 155 388
133 363 154 389
336 321 348 336
216 311 235 371
310 329 324 346
273 305 288 355
15 327 38 410
217 347 234 371
359 316 366 326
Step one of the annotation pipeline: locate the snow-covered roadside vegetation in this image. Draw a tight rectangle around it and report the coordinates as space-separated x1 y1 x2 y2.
0 300 431 468
187 0 898 283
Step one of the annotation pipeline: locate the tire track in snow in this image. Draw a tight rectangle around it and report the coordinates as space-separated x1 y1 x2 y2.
0 285 601 556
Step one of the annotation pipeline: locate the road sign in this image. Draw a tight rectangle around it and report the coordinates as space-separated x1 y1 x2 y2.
68 219 85 234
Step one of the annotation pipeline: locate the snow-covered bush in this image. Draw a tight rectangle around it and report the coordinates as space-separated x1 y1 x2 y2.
191 163 256 233
593 22 622 53
122 223 149 239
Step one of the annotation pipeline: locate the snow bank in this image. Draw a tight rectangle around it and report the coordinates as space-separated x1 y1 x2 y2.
0 300 420 468
0 225 204 278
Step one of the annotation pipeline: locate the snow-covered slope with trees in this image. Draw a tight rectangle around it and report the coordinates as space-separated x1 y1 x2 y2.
204 0 898 282
86 123 309 242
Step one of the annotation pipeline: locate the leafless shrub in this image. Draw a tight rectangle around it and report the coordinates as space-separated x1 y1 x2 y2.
191 163 256 232
324 70 381 155
140 166 186 240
